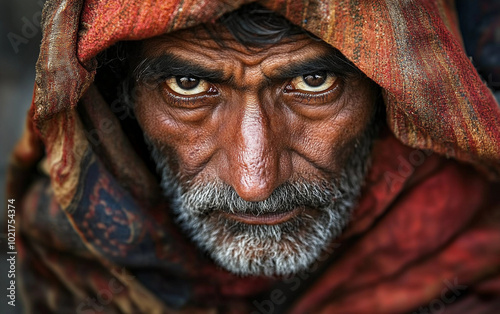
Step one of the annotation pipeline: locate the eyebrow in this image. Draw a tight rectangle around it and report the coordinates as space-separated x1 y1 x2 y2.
272 51 362 80
134 53 226 82
133 49 362 84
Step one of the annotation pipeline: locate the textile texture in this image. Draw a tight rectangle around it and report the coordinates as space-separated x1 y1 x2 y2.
7 0 500 313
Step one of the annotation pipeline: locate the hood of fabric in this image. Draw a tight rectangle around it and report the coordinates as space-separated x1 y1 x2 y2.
9 0 500 313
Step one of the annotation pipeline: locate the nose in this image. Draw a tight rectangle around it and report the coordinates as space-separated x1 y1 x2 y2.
218 96 290 201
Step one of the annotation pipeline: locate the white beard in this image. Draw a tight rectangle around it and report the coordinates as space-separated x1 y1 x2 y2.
175 181 350 276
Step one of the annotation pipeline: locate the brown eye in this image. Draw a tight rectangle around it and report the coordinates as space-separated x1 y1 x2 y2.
165 76 211 96
290 72 338 93
177 76 200 90
303 72 327 87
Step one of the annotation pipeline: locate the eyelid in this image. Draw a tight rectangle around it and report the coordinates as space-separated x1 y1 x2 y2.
137 69 226 86
134 54 226 83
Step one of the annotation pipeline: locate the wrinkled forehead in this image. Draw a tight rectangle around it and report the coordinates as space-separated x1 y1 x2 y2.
142 23 300 49
139 24 335 67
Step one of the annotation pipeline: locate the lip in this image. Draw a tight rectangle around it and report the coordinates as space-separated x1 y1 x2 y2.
223 207 302 225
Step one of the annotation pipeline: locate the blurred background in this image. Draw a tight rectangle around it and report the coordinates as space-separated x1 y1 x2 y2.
0 1 498 314
1 1 45 313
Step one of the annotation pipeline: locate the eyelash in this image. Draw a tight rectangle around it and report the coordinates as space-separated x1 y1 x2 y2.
290 87 339 103
162 90 211 107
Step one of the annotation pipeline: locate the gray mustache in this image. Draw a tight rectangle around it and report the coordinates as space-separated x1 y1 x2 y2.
179 180 341 215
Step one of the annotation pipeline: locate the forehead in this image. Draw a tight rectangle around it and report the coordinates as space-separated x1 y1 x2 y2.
139 24 335 72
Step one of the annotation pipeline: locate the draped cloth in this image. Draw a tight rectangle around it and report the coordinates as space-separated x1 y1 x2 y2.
7 0 500 313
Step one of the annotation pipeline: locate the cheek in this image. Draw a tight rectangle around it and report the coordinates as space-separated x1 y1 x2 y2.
134 88 217 175
290 116 359 174
289 82 376 174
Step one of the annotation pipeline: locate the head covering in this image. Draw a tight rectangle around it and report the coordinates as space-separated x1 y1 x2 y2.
8 0 500 313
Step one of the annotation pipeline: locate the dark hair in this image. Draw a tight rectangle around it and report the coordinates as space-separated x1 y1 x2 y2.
212 3 318 47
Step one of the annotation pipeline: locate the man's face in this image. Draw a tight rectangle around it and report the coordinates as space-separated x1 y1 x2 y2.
132 24 378 276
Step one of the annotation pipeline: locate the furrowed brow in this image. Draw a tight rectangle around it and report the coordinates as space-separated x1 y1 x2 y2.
134 54 225 82
272 51 362 80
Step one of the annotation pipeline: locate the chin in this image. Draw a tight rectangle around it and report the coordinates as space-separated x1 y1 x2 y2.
174 203 351 276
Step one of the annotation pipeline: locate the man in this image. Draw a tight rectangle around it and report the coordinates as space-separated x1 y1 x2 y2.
7 0 500 313
130 12 381 278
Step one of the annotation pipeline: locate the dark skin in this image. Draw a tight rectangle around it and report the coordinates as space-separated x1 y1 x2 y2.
134 25 377 221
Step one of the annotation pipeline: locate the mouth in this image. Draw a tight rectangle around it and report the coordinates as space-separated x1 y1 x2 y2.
222 207 303 225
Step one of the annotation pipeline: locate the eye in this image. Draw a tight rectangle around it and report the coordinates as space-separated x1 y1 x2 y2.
164 76 212 96
289 72 338 93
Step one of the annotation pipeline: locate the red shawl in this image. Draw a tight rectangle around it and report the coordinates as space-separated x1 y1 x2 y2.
8 0 500 313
